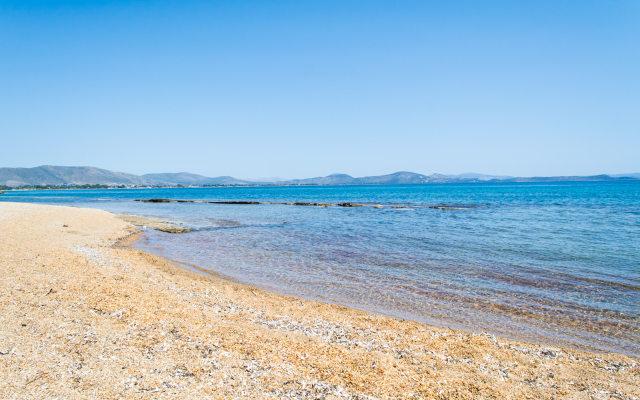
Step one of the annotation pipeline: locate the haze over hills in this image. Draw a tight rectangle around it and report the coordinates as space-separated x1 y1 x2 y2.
243 177 289 183
143 173 251 186
496 174 639 183
610 173 640 179
445 173 514 180
283 172 462 185
0 166 638 188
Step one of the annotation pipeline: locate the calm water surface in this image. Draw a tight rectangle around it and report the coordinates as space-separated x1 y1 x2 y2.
3 182 639 356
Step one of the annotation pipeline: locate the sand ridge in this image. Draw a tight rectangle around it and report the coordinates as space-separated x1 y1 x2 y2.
0 202 638 399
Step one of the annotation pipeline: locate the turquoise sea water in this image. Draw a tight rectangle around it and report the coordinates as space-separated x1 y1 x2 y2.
3 181 639 356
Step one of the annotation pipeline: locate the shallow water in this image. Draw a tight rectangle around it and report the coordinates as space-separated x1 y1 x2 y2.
3 182 639 356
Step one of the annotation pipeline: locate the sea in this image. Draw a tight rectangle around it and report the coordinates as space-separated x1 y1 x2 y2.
2 181 639 357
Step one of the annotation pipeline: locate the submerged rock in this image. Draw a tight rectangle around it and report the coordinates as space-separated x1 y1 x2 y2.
136 199 175 203
116 214 191 233
337 203 365 207
208 201 262 205
133 198 372 208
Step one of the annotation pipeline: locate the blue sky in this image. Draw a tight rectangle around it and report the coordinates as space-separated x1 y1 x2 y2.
1 1 638 178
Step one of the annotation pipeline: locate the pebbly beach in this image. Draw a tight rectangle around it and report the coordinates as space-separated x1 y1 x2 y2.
0 202 638 399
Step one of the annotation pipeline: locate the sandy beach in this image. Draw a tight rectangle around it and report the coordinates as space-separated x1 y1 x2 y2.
0 202 638 399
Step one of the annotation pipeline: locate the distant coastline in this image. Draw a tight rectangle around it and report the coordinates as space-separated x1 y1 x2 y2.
0 165 638 190
2 177 639 192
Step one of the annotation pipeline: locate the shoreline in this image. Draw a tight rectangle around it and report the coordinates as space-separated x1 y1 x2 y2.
128 217 636 359
133 231 625 358
1 202 638 398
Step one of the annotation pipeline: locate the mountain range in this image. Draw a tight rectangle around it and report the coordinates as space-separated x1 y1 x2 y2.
284 172 466 185
0 166 159 187
0 166 638 188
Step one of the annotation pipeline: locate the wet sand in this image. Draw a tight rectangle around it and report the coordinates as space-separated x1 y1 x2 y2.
0 202 638 399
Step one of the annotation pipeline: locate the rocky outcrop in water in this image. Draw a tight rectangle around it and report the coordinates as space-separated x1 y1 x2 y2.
135 199 368 208
133 199 481 210
115 214 191 233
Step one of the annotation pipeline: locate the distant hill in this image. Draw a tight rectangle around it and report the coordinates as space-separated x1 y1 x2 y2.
355 172 456 184
1 166 637 187
143 172 250 186
0 166 160 187
610 173 640 179
243 177 289 183
281 172 638 185
495 174 638 183
282 172 478 185
284 173 357 185
445 173 514 180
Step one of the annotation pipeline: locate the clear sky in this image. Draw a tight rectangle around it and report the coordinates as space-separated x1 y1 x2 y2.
1 1 638 179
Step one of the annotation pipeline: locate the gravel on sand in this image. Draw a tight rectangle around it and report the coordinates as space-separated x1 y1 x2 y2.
0 202 638 399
